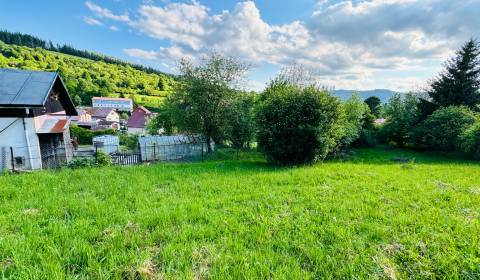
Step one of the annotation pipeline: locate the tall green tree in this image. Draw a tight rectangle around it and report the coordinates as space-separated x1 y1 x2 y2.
364 96 382 117
428 39 480 109
380 93 420 147
340 94 369 149
225 93 256 150
168 53 248 152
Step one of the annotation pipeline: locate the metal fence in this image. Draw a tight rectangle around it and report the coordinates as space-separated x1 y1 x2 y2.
1 136 208 172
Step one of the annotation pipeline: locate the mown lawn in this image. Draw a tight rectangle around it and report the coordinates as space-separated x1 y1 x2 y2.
0 148 479 279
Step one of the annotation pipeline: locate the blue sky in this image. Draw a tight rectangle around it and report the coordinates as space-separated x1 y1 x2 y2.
1 0 479 92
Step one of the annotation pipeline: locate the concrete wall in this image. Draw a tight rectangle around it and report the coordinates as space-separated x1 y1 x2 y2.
0 117 42 170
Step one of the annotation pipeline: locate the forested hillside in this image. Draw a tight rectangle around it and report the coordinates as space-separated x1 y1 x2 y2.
0 30 166 75
0 41 175 108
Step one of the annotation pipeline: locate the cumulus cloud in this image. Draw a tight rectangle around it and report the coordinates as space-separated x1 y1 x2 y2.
84 0 480 90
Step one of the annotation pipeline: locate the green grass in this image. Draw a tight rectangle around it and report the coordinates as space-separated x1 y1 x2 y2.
0 148 479 279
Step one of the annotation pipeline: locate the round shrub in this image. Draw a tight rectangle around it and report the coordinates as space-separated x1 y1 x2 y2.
256 83 344 165
459 122 480 159
412 106 477 151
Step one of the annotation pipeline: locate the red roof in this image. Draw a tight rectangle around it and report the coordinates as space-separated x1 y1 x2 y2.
83 108 116 118
126 107 153 128
37 119 69 134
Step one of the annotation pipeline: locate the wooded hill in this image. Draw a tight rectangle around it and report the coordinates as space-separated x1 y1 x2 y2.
0 34 175 108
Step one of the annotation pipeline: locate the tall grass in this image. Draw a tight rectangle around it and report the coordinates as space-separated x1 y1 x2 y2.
0 148 479 279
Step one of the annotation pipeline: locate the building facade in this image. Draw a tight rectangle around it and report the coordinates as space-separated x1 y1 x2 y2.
92 97 133 112
126 106 153 135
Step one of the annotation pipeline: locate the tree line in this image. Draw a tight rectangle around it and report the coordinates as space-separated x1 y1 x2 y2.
0 30 169 76
148 53 372 164
148 39 480 164
377 39 480 159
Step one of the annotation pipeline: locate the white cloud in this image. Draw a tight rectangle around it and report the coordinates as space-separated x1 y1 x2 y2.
123 48 158 60
83 16 103 26
87 0 480 91
85 1 130 22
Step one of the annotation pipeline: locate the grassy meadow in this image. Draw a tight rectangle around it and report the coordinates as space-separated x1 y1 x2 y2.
0 148 479 279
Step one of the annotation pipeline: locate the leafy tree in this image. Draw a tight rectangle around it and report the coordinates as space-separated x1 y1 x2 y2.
225 93 256 149
379 93 420 147
339 94 369 149
119 134 140 151
167 53 249 152
120 112 129 120
428 39 480 110
412 106 477 151
459 121 480 159
364 96 382 117
72 95 82 106
147 103 177 135
256 81 344 165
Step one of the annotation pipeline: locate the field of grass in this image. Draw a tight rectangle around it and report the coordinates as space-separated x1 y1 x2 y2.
0 148 479 279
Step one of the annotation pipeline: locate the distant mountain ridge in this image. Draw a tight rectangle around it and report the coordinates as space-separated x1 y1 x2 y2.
333 89 398 103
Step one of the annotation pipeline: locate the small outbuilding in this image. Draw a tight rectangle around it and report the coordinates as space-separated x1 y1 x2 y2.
0 69 78 170
93 135 119 154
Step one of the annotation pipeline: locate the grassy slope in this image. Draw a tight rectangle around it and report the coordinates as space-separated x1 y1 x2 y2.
0 148 479 279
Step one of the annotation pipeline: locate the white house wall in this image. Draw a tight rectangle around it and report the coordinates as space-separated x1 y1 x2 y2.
106 111 120 122
0 117 42 170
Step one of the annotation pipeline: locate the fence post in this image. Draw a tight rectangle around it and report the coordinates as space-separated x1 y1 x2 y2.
201 142 204 162
95 145 98 162
153 143 156 161
138 142 142 162
10 146 14 172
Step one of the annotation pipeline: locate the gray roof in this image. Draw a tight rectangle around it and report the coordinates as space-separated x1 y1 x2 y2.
0 68 58 107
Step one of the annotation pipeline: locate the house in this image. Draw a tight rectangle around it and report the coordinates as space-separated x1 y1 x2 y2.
126 106 153 134
92 97 133 112
88 108 120 123
71 109 97 129
0 69 78 170
71 107 120 131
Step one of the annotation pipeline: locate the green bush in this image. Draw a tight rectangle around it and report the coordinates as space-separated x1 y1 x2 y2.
459 122 480 159
70 125 93 145
66 158 95 169
354 128 379 148
119 134 139 151
412 106 477 151
256 82 344 165
379 93 420 147
95 150 112 167
70 125 117 145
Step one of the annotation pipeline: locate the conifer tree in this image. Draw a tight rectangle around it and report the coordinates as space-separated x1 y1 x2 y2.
428 39 480 109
